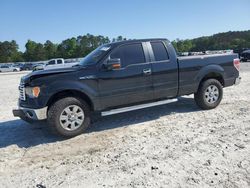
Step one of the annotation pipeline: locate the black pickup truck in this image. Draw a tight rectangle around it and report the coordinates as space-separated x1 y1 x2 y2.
13 39 241 137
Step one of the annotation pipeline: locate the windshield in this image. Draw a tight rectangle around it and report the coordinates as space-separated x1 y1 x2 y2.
79 44 111 66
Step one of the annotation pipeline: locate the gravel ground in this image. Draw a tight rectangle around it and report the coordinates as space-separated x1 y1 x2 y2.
0 64 250 188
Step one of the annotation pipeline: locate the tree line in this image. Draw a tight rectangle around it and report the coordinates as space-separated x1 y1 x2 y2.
0 34 126 63
0 31 250 63
172 30 250 53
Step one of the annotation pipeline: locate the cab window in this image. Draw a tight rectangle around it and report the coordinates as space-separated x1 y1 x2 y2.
110 43 145 68
47 60 56 65
57 59 63 64
150 41 169 61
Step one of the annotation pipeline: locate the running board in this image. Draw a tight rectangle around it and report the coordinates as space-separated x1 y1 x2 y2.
101 98 178 116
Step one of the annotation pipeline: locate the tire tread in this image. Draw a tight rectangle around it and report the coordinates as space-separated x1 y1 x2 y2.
47 97 90 137
194 79 223 110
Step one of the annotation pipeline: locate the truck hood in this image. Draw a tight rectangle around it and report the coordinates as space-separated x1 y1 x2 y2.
22 66 82 84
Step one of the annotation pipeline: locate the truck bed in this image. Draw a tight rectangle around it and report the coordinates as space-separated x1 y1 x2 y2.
177 53 239 95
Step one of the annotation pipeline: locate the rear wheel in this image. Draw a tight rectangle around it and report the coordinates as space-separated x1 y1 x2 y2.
48 97 91 137
194 79 223 110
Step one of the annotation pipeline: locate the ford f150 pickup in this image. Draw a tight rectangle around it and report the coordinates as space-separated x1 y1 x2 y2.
33 58 79 71
13 39 241 137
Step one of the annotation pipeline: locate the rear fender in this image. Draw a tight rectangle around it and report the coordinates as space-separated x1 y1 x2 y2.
195 64 225 90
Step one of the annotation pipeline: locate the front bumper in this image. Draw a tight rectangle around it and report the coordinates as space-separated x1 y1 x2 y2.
13 106 48 121
235 77 241 85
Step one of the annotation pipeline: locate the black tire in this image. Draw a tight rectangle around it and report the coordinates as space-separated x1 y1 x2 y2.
194 79 223 110
13 69 17 72
47 97 91 137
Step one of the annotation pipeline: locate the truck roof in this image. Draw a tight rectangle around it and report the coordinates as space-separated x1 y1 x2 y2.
110 38 169 46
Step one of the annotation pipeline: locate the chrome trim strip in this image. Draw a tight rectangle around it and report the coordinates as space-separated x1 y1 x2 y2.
79 75 96 80
101 98 178 116
19 81 26 101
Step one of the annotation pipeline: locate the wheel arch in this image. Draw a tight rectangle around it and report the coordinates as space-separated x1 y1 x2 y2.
199 72 225 88
46 89 94 111
195 65 225 91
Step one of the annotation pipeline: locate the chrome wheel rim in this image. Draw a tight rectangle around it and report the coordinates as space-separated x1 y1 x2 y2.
59 105 84 131
204 85 219 104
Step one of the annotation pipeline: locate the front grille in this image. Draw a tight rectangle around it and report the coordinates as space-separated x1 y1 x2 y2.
19 81 26 101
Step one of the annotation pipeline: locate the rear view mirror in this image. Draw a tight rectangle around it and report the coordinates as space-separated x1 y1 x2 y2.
105 58 121 70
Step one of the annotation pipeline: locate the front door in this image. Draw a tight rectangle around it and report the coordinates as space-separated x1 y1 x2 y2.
97 42 154 109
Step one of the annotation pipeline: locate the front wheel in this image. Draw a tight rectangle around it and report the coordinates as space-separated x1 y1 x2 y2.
48 97 91 137
194 79 223 110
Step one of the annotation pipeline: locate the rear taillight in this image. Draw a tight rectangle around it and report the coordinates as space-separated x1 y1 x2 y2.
233 58 240 71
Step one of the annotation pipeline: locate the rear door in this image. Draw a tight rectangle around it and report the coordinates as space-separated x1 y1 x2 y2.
98 42 154 109
52 59 64 69
148 41 178 99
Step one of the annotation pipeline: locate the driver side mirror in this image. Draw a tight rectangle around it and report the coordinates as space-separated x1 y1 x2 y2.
105 58 121 70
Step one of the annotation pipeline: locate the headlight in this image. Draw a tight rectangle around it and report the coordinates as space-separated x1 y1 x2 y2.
26 86 40 98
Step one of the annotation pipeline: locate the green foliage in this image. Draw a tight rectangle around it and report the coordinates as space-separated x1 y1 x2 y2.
0 40 22 63
0 34 114 63
24 40 46 61
44 40 57 59
57 38 78 59
173 30 250 52
75 34 111 58
0 31 250 63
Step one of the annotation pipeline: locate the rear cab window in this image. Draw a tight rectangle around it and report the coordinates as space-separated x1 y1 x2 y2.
57 59 63 64
110 43 145 68
150 41 169 61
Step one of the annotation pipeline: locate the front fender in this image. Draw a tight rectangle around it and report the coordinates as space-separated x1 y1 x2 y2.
45 80 98 105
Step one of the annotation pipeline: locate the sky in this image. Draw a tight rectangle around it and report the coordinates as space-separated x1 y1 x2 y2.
0 0 250 51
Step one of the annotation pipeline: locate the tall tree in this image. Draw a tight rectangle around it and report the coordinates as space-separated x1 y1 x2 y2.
35 43 46 60
44 40 57 59
57 38 77 58
24 40 37 61
24 40 46 61
0 40 23 63
76 34 110 57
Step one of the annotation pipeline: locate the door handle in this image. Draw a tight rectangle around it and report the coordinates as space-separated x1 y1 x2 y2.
143 68 152 75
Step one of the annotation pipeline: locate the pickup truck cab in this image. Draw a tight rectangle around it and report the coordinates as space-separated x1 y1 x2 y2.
33 58 79 71
13 39 241 137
